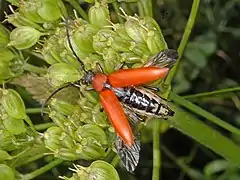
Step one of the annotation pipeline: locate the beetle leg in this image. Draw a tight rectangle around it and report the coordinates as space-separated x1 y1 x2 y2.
96 62 104 73
115 62 126 70
143 86 160 92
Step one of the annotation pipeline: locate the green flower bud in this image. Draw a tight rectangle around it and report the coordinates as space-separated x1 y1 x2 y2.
1 89 26 119
60 50 80 67
141 17 167 53
72 24 98 54
0 164 14 180
59 132 76 149
93 29 130 54
0 61 14 79
120 52 143 63
0 24 10 47
42 34 65 64
129 41 151 58
50 99 75 116
82 54 104 71
5 12 45 32
0 150 12 161
55 148 81 161
44 127 64 151
19 0 45 23
75 124 107 145
0 130 17 151
0 48 15 62
124 16 147 43
102 48 120 73
49 111 69 131
47 63 81 87
77 137 105 160
3 116 26 135
88 161 119 180
73 161 119 180
8 26 42 50
37 0 62 21
111 23 132 41
89 2 110 29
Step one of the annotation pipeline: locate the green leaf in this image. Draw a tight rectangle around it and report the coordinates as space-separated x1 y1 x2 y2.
185 43 207 68
204 159 233 177
167 102 240 164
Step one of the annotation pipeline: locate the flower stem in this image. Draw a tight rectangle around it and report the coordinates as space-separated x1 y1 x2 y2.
23 63 47 74
140 0 153 17
112 2 124 23
152 119 161 180
164 0 200 87
26 108 45 114
183 87 240 99
110 154 120 168
21 159 63 180
34 122 55 131
64 0 88 21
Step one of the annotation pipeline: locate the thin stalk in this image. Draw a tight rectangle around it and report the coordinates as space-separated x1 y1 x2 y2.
26 108 46 114
140 0 153 17
21 159 63 180
137 1 144 17
152 119 161 180
183 87 240 99
164 0 200 87
170 93 240 136
110 155 120 168
23 63 47 74
112 2 124 23
16 153 46 167
34 122 55 131
162 145 204 179
64 0 88 21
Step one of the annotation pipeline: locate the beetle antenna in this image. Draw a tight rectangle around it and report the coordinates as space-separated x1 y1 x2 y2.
65 17 87 73
41 83 76 116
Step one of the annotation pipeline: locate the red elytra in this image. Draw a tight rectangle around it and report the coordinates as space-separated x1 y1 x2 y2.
100 89 134 146
90 66 169 146
108 67 169 88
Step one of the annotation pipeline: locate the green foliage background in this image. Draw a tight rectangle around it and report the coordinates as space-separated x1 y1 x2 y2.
0 0 240 180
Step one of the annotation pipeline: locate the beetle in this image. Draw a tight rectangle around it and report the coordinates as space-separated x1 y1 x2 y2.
42 17 176 173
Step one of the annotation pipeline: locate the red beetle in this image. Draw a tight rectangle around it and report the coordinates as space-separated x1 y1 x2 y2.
42 18 172 172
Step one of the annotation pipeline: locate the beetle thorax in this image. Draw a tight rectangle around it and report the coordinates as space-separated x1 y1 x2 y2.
92 73 108 92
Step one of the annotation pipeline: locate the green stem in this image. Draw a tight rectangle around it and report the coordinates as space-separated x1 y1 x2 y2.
164 0 200 86
112 2 124 23
64 0 88 21
26 108 45 114
170 93 240 136
23 63 47 74
152 119 161 180
34 122 55 131
183 87 240 99
16 153 46 167
110 155 120 168
21 159 63 180
137 1 144 17
140 0 153 17
161 145 204 179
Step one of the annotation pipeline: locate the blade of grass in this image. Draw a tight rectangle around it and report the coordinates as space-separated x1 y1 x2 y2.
164 0 200 87
167 104 240 164
170 93 240 137
183 87 240 99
